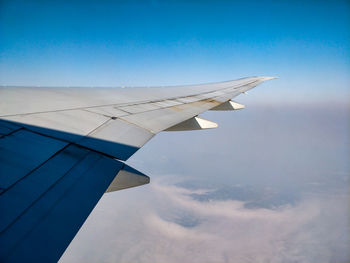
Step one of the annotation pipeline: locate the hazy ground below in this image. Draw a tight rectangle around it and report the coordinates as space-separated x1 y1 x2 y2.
61 103 349 263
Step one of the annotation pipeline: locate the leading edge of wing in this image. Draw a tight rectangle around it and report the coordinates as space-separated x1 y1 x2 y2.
0 76 277 118
0 76 276 161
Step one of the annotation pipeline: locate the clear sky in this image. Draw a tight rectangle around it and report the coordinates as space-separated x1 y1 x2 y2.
1 0 349 103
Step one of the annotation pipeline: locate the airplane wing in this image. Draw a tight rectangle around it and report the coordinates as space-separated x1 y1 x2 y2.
0 76 275 262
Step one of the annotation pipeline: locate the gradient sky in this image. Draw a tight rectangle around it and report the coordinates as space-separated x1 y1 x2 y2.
1 0 350 103
1 1 350 262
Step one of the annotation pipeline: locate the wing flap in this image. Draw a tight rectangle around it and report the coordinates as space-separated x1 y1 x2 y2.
0 121 21 137
0 128 68 189
0 144 124 263
0 145 88 233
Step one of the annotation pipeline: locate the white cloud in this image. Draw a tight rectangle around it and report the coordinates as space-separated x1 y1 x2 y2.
60 179 349 263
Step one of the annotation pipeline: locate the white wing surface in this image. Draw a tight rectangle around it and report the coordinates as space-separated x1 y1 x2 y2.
0 76 275 262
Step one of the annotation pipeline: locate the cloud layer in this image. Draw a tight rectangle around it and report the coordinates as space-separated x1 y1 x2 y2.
61 178 349 263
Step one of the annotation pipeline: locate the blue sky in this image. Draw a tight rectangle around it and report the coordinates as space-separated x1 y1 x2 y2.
1 0 349 103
